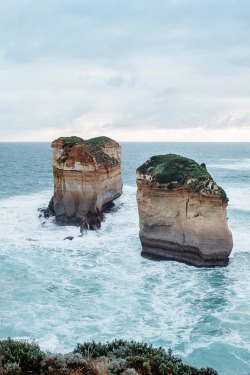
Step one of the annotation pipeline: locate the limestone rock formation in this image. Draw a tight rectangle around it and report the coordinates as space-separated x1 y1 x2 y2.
136 154 233 267
51 136 122 227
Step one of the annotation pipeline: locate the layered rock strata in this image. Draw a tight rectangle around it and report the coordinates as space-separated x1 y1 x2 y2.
136 154 233 267
51 136 122 227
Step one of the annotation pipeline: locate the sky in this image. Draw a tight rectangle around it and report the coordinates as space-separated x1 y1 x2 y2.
0 0 250 142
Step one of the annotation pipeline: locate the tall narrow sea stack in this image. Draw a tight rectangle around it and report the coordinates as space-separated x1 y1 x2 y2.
136 154 233 267
51 136 122 226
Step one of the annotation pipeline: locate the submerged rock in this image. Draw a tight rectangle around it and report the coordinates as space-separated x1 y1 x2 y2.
50 136 122 226
136 154 233 267
38 196 55 218
64 236 74 241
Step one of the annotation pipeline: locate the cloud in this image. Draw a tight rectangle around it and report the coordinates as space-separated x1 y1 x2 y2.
0 0 250 141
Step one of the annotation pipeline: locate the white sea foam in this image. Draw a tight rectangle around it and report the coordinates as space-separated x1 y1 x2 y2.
227 187 250 212
0 185 249 374
207 159 250 170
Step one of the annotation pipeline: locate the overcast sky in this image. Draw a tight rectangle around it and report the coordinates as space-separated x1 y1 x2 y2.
1 0 250 141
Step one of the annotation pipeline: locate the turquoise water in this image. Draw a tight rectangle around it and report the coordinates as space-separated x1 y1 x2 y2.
0 142 249 374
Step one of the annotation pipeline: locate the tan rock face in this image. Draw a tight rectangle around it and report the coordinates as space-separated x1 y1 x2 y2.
136 155 233 267
51 136 122 226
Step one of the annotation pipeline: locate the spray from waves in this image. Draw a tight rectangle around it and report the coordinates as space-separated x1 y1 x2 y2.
226 187 250 256
0 186 250 374
0 185 139 247
227 187 250 212
207 159 250 170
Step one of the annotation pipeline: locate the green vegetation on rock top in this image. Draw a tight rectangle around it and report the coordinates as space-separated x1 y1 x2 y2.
87 142 118 166
86 136 118 165
57 135 118 166
0 338 45 373
87 136 115 146
58 136 115 149
0 338 218 375
137 154 210 182
59 136 84 149
137 154 228 201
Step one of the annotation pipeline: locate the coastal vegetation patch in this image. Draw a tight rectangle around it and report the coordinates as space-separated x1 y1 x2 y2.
57 136 118 167
57 136 85 163
61 136 85 149
0 338 218 375
87 136 115 147
137 154 228 201
86 143 117 167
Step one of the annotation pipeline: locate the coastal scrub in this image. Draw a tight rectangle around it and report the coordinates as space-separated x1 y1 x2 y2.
137 154 228 201
57 136 118 166
0 338 218 375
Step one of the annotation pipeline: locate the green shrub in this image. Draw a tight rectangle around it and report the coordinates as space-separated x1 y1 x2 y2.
86 144 118 167
137 154 228 201
57 135 118 167
74 340 218 375
0 338 45 373
167 182 176 190
87 136 115 146
0 339 218 375
137 154 211 186
61 136 84 149
40 354 69 375
218 187 228 202
3 363 21 375
122 369 138 375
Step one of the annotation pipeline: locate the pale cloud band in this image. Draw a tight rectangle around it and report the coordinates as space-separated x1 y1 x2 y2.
0 0 250 141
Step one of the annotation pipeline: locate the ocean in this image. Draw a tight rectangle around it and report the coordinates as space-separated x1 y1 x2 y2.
0 142 249 375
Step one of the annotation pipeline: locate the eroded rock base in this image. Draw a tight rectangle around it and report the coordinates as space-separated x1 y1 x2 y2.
40 197 120 231
140 236 230 267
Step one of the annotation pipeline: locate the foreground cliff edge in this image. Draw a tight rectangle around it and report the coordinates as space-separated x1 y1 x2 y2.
50 136 122 227
136 154 233 267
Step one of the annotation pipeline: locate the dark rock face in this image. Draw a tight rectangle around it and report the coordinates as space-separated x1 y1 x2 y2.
39 194 118 235
38 197 55 218
136 154 233 268
140 237 230 267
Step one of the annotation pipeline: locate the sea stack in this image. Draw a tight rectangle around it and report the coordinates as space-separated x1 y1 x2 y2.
51 136 122 227
136 154 233 267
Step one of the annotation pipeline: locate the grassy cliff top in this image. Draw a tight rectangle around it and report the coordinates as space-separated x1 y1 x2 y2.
55 136 119 166
59 136 84 149
56 136 116 149
87 136 116 146
137 154 228 201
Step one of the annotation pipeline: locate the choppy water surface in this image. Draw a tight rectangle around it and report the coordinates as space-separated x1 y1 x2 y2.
0 142 249 375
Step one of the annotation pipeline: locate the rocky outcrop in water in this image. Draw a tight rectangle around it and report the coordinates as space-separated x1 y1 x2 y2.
51 136 122 227
136 154 233 267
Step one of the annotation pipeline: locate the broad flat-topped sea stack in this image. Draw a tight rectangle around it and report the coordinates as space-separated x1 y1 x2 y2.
51 136 122 226
136 154 233 267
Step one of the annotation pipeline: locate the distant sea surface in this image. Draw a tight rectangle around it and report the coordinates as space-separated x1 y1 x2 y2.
0 142 249 375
